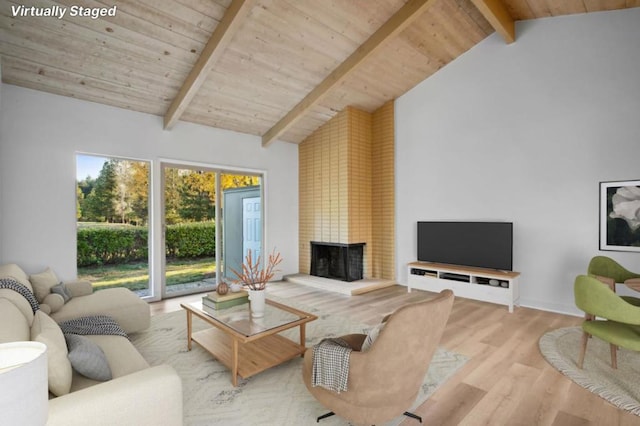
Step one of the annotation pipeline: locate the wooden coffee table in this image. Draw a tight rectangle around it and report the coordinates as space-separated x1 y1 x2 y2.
181 299 317 386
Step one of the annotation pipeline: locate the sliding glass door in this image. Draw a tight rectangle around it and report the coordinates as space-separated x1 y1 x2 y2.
161 164 262 298
162 165 217 297
220 173 261 282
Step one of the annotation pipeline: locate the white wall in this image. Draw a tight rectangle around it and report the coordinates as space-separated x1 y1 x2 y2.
0 85 299 293
0 65 3 261
396 8 640 315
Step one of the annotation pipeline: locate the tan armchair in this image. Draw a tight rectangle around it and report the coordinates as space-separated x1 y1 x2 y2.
302 290 454 425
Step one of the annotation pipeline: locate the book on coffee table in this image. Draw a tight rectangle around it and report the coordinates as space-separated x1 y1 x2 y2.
203 290 249 310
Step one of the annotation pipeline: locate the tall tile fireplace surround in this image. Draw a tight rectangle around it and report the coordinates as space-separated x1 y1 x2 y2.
298 103 396 281
310 242 365 282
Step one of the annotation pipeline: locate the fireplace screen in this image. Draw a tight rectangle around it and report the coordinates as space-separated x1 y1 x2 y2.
310 242 365 282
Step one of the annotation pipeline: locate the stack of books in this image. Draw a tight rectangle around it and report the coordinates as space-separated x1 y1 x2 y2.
202 290 249 310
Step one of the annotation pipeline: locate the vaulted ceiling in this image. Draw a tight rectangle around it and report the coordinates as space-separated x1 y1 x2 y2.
1 0 637 145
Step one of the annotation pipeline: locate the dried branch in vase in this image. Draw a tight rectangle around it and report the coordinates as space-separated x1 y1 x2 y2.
230 248 282 291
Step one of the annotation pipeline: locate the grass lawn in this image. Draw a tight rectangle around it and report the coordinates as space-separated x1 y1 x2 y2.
78 258 215 292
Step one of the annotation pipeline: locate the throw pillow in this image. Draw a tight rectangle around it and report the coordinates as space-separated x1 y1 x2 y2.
42 293 65 313
0 263 34 292
64 334 113 381
51 282 72 303
31 311 73 396
361 322 385 352
30 268 60 303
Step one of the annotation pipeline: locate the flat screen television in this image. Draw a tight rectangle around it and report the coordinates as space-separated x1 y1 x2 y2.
417 221 513 271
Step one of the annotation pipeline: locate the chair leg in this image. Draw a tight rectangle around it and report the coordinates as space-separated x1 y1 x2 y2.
577 332 589 369
316 412 334 422
403 411 423 423
316 410 423 424
610 344 618 369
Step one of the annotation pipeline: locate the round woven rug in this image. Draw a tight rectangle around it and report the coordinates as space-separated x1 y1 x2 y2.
539 326 640 416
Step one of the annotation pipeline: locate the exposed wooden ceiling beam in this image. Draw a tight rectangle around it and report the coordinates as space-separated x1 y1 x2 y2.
470 0 515 44
261 0 437 147
163 0 254 130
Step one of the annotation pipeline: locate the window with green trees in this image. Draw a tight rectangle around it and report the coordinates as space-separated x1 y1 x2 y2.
76 154 151 294
76 155 263 298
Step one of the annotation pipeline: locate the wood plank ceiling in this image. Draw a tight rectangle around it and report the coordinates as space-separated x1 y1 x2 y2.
1 0 638 145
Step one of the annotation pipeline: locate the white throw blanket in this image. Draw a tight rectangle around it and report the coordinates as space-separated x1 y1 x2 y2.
311 337 352 393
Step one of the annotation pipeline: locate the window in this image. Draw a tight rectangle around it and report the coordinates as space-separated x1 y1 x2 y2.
76 155 264 300
76 154 151 296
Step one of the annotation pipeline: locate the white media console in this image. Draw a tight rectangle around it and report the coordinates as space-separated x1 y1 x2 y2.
407 261 520 313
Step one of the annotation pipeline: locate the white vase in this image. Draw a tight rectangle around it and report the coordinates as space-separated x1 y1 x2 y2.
248 289 266 318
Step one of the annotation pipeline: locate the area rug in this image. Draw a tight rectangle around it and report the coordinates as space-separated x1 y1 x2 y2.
539 327 640 416
131 299 468 426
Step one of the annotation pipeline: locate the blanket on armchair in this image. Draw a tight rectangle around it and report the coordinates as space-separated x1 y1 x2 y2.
311 337 352 393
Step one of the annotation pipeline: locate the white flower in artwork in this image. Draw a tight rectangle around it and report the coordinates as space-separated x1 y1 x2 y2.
610 185 640 231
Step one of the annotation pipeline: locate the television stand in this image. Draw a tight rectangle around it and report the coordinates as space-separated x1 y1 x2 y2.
407 261 520 312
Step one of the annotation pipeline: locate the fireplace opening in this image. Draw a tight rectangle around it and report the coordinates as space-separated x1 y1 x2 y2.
310 242 365 282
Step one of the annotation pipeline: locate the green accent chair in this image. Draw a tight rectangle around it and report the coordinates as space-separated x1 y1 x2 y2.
588 256 640 289
574 275 640 369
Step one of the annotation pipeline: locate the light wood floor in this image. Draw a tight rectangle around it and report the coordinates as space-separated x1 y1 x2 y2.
149 282 639 425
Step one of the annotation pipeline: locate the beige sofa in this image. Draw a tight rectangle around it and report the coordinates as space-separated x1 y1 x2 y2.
0 264 183 425
0 263 150 334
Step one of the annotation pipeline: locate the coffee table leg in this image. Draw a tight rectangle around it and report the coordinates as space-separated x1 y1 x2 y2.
232 339 239 387
186 310 192 351
299 323 307 356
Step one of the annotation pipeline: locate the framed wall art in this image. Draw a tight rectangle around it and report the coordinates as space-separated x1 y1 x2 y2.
600 179 640 252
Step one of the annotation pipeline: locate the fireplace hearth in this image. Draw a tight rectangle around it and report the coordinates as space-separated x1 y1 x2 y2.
310 241 365 282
